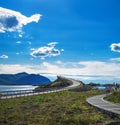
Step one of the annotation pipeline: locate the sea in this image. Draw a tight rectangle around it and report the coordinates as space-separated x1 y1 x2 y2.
0 76 56 93
0 85 38 91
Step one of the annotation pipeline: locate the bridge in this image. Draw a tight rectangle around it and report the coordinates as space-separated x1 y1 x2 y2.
86 94 120 117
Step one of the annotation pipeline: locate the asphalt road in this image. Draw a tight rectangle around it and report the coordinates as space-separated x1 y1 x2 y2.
87 94 120 115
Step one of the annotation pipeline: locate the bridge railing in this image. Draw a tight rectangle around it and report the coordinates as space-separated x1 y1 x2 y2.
0 78 80 99
0 86 67 99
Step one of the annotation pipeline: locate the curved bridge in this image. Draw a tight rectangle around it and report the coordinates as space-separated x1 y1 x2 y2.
86 94 120 116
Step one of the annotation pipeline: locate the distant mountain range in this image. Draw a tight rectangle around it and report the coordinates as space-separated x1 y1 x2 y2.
0 72 51 85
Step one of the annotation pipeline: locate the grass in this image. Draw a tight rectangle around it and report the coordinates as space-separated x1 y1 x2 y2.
34 76 73 91
105 91 120 104
0 89 117 125
48 76 73 87
105 91 120 120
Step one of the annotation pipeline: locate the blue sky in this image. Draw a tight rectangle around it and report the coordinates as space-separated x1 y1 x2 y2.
0 0 120 83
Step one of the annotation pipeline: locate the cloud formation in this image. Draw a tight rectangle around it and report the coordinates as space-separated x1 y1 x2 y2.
16 41 22 44
110 57 120 62
30 42 64 59
0 7 41 34
0 60 120 83
0 55 8 59
110 43 120 53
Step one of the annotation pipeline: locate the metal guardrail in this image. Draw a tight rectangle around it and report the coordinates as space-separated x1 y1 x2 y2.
0 86 69 99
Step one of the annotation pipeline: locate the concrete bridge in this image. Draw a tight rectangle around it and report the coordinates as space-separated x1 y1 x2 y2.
87 94 120 117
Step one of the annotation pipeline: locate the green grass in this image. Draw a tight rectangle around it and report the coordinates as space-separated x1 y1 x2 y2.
49 76 73 87
34 76 73 91
105 91 120 104
49 81 71 87
0 90 115 125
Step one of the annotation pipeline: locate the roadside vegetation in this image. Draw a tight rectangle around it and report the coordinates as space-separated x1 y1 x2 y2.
105 91 120 104
0 88 115 125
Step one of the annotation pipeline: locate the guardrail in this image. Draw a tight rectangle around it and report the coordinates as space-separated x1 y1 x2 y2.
0 86 70 99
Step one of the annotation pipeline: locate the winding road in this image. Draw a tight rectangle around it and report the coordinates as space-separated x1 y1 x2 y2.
87 94 120 116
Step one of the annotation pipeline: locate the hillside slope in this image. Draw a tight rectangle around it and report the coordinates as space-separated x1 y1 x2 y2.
0 72 51 85
35 76 73 91
49 76 73 87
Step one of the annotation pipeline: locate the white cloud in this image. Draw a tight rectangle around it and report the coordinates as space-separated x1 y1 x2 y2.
0 60 120 83
61 49 64 52
30 48 35 51
16 52 23 55
40 61 120 77
16 53 20 55
55 60 62 64
16 41 22 44
0 7 41 34
0 55 8 59
48 42 58 47
77 61 120 76
30 42 64 59
19 34 23 38
110 43 120 53
110 57 120 62
0 64 35 74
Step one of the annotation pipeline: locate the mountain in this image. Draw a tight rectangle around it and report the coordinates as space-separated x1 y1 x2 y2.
0 72 51 85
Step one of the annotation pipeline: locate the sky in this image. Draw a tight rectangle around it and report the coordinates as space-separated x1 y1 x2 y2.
0 0 120 83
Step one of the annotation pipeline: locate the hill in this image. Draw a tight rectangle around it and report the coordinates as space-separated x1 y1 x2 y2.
48 76 73 87
35 76 73 91
0 72 51 85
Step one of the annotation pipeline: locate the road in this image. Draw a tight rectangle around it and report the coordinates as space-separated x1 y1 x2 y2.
87 94 120 115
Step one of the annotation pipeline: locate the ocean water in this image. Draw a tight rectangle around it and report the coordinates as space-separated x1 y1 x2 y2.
93 86 106 90
0 85 38 91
